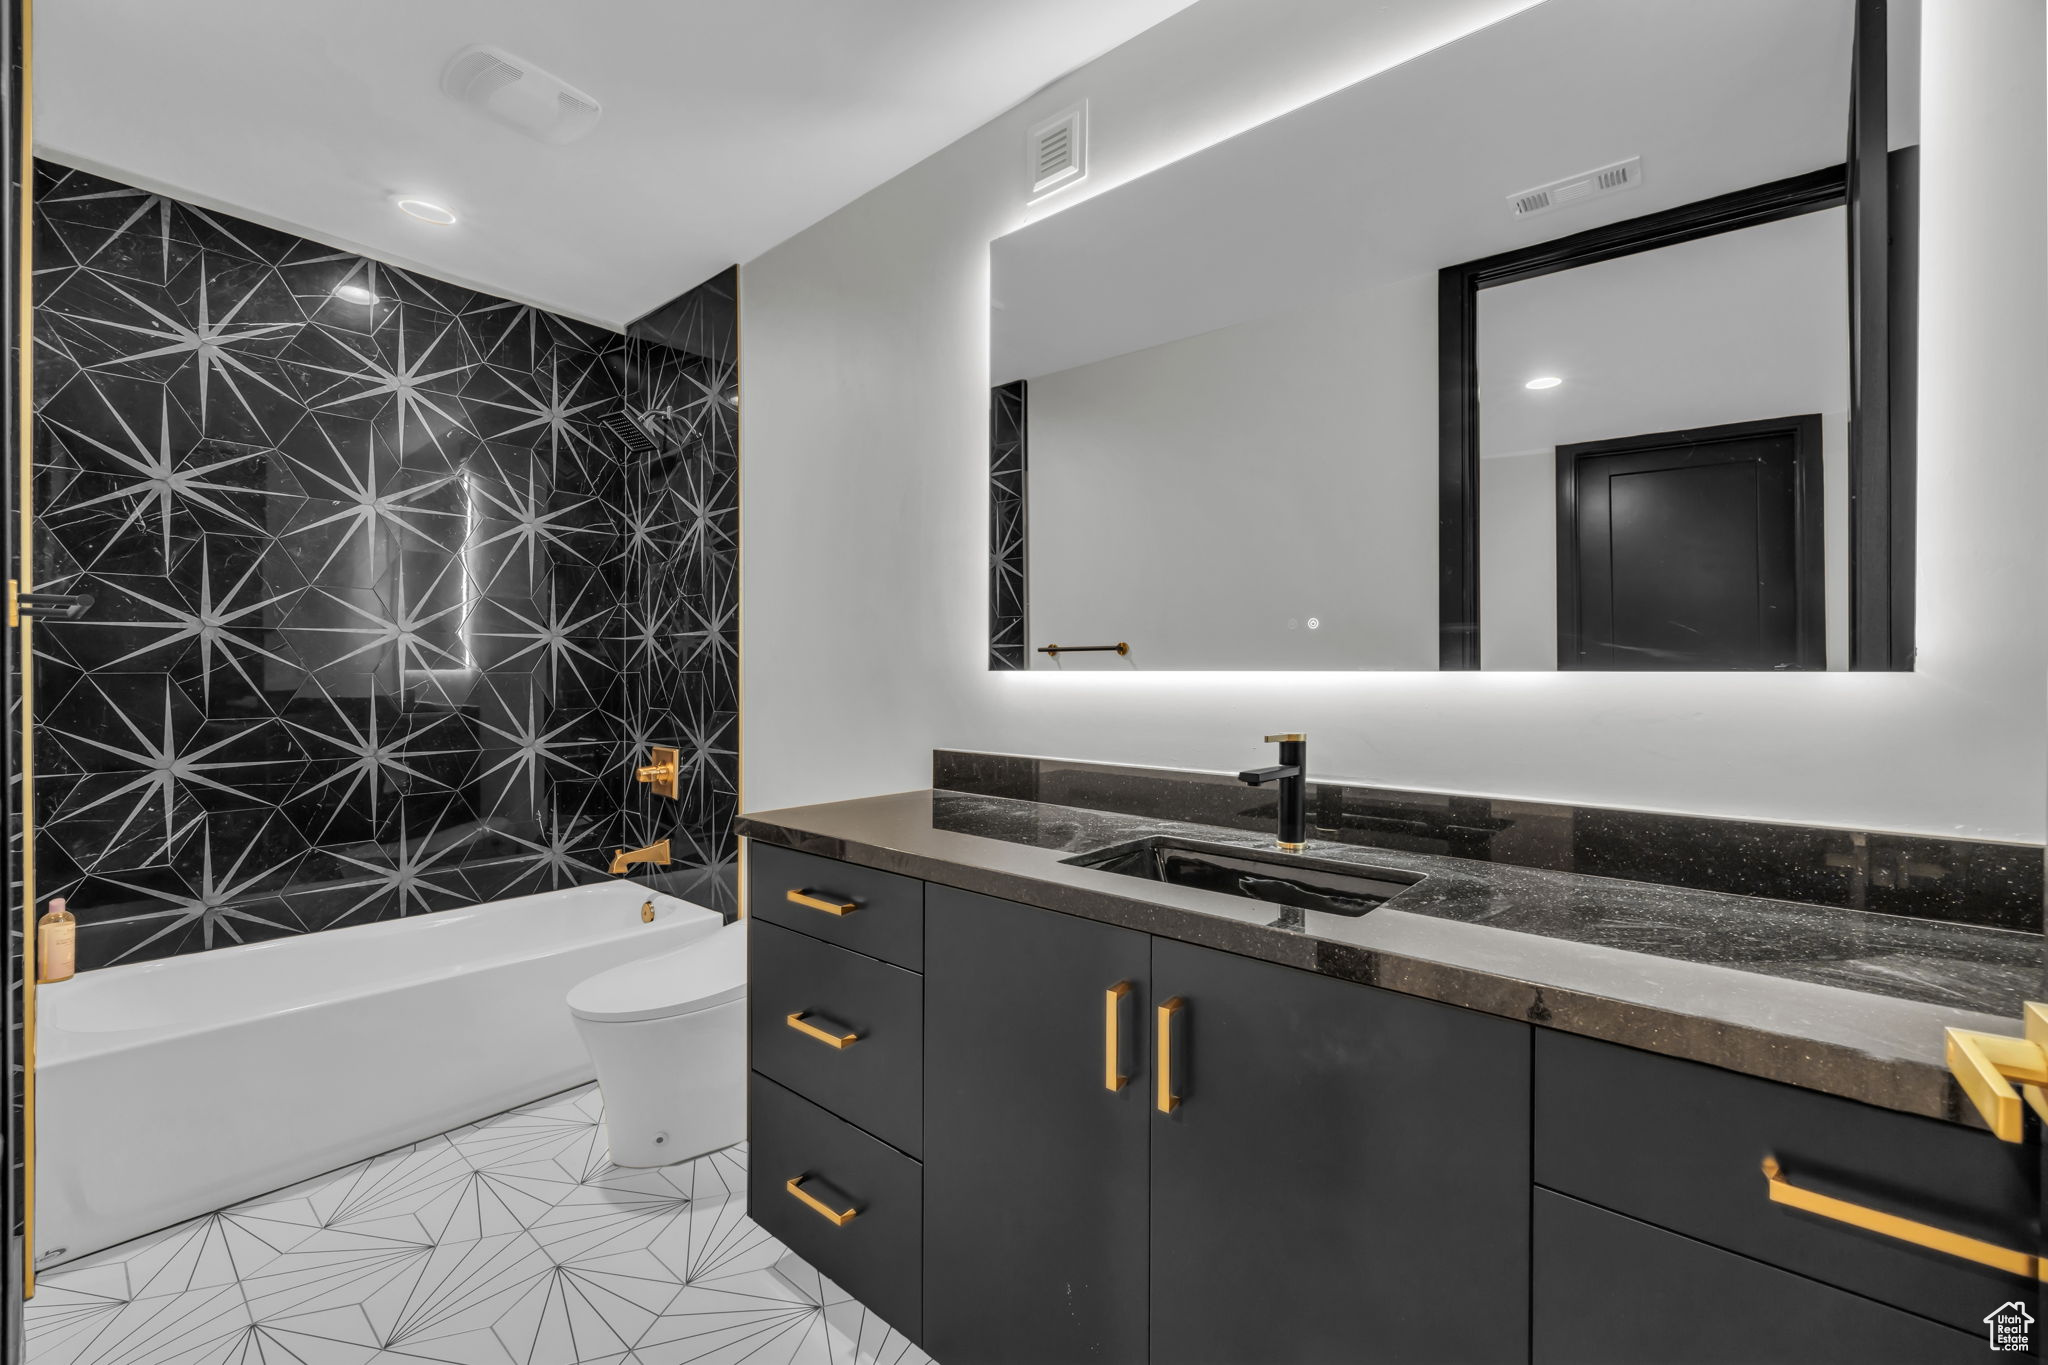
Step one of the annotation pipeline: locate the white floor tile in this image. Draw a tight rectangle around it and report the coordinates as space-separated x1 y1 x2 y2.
28 1086 930 1365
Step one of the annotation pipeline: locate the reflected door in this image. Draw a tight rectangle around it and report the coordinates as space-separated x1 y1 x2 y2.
1556 415 1823 671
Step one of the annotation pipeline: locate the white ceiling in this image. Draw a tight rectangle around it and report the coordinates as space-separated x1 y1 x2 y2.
35 0 1199 328
1477 208 1849 460
993 0 1859 383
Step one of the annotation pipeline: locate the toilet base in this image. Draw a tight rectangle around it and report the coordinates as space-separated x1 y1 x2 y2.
574 997 747 1168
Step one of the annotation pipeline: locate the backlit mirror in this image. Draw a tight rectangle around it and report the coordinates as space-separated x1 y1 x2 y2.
989 0 1918 671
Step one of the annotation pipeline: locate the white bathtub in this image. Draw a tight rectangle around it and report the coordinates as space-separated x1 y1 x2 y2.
35 881 724 1266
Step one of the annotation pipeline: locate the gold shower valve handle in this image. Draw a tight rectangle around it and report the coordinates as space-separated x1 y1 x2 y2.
635 746 680 800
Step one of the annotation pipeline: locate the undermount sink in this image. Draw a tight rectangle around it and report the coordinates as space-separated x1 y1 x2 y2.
1062 837 1420 917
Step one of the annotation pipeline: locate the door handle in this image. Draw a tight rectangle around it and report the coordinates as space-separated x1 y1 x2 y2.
1157 997 1187 1113
1762 1155 2042 1279
786 1174 859 1227
786 1010 860 1050
786 888 858 916
1105 981 1135 1091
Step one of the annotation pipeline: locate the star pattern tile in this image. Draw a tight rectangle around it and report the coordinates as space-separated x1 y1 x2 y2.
22 164 741 970
987 382 1027 670
25 1084 935 1365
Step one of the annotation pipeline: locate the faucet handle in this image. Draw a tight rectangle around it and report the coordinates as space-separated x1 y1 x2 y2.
1263 733 1306 744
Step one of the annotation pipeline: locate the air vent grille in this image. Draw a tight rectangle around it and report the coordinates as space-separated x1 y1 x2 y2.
1028 102 1087 198
1508 156 1642 219
441 43 604 146
602 412 659 454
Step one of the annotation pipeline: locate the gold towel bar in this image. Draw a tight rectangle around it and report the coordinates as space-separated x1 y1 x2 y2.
1038 642 1129 657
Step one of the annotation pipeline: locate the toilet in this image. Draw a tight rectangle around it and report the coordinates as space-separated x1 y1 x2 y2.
568 919 748 1167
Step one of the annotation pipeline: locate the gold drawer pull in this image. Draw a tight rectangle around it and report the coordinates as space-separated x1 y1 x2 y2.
787 889 858 916
1762 1155 2043 1280
786 1175 859 1227
1105 981 1134 1091
787 1011 860 1050
1156 997 1186 1113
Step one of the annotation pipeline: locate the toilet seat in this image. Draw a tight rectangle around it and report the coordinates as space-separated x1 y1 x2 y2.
567 920 747 1023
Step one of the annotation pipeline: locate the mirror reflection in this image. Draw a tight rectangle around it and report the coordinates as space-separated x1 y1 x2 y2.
990 0 1917 671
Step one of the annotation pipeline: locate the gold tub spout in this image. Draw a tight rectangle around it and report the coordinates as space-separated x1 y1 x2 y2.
609 839 672 876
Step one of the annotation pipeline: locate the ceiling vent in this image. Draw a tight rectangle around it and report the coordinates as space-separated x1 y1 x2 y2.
1508 157 1641 219
441 44 603 146
1028 102 1088 199
601 412 660 454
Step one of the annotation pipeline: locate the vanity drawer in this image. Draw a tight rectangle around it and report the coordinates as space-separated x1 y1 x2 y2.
1534 1190 1986 1364
1534 1030 2037 1337
750 919 923 1157
750 1073 922 1341
750 844 923 970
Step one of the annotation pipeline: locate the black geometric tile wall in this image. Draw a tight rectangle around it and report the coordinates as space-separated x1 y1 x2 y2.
16 162 738 972
989 379 1026 670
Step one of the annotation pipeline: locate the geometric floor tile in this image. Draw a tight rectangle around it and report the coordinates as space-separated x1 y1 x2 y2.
27 1084 934 1365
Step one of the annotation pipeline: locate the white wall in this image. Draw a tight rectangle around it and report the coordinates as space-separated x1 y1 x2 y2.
1477 210 1851 670
740 0 2048 842
1026 273 1439 670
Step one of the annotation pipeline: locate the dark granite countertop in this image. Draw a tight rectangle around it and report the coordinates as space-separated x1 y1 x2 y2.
737 789 2044 1125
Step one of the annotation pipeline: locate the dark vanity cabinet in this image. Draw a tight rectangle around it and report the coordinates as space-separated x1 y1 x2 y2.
1146 937 1530 1364
924 888 1154 1362
1532 1031 2033 1363
747 845 927 1336
748 845 2037 1363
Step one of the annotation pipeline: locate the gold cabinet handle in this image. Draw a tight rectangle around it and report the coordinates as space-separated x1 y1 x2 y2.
787 888 858 916
1105 981 1134 1091
786 1175 859 1227
1946 1008 2048 1142
1762 1155 2043 1280
787 1011 860 1050
1157 997 1186 1113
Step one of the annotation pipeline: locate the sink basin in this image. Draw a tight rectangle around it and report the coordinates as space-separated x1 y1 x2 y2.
1062 837 1420 917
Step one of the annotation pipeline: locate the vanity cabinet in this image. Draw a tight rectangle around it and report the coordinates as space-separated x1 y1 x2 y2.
747 846 2039 1363
1148 937 1530 1365
1534 1030 2036 1344
920 885 1531 1365
924 887 1153 1363
1533 1191 1988 1364
747 846 926 1340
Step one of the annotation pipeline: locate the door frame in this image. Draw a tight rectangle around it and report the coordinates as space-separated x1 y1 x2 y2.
1555 414 1826 672
1439 0 1913 671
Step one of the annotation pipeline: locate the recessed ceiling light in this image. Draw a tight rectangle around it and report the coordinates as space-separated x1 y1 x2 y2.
332 282 379 306
394 196 458 226
1525 376 1563 390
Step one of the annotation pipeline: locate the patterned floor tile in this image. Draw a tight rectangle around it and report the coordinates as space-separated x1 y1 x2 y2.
27 1085 933 1365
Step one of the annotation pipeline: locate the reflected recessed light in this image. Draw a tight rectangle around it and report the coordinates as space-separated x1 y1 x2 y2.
394 196 458 226
332 282 379 306
1525 376 1563 390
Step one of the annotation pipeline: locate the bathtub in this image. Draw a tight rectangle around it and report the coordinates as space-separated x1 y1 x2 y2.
35 881 724 1266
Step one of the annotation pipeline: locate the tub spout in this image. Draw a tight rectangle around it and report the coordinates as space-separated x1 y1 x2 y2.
609 839 672 876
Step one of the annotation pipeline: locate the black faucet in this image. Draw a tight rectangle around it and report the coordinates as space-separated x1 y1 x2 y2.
1237 733 1308 851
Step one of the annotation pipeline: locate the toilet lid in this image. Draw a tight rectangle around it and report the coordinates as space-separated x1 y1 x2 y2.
567 921 747 1023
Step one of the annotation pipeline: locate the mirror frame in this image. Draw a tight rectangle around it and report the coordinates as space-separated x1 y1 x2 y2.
1437 0 1915 671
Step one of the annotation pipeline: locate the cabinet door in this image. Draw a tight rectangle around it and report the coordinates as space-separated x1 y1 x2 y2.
1534 1190 1987 1364
923 887 1152 1364
1149 938 1530 1365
